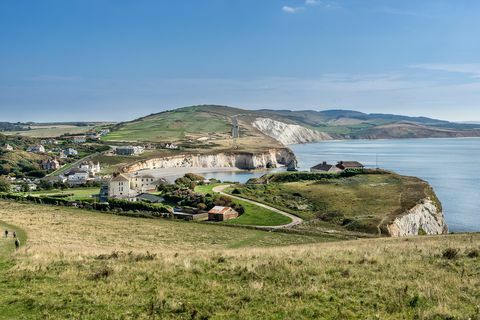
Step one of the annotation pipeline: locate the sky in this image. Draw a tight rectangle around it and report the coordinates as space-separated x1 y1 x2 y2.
1 0 480 122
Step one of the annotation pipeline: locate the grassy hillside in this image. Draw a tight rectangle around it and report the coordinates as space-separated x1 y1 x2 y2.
0 201 478 319
103 105 480 146
229 171 439 235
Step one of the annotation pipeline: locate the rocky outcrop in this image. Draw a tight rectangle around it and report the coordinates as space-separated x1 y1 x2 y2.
252 118 332 145
122 148 297 173
386 198 448 237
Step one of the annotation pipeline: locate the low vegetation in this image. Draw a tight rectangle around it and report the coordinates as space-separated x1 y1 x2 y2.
230 171 438 235
0 201 478 319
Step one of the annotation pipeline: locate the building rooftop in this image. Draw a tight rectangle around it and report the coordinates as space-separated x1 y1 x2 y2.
110 173 131 182
208 206 235 214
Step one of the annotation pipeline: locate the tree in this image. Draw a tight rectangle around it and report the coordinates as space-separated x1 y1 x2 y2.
20 182 30 192
0 176 11 192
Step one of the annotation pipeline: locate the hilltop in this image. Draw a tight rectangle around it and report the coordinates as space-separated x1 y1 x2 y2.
103 105 480 147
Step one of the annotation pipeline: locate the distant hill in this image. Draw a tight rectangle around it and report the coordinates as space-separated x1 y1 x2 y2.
103 105 480 146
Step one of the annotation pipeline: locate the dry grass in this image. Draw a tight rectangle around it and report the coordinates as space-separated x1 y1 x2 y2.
0 201 479 319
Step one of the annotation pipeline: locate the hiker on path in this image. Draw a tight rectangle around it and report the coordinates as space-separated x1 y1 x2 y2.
12 231 16 238
4 230 8 238
14 238 20 250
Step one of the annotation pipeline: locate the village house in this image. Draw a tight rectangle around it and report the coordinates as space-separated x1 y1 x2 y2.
3 144 13 151
208 206 239 221
310 161 343 173
336 161 365 170
27 145 45 153
41 139 59 145
63 148 78 157
78 161 101 176
71 135 87 144
108 173 134 198
115 145 145 156
99 129 110 136
107 173 165 199
41 158 61 171
311 161 365 173
131 173 161 192
165 143 179 150
66 168 90 184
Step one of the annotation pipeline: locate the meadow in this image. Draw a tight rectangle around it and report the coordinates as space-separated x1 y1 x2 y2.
0 201 478 319
230 172 436 235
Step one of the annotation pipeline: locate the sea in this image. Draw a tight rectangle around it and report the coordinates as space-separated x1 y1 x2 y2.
202 138 480 232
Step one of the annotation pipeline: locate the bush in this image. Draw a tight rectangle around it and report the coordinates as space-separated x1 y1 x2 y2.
466 249 479 258
442 248 459 260
184 173 205 182
0 176 10 192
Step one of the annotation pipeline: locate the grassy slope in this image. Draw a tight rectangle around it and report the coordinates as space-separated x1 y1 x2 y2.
0 201 478 319
102 105 283 152
104 107 232 142
231 173 434 235
23 187 100 201
195 184 292 227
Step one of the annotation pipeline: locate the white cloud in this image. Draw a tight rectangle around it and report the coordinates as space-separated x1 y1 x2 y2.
410 64 480 78
305 0 320 5
282 6 304 14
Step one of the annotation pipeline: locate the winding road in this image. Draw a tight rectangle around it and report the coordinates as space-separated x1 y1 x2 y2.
212 185 303 229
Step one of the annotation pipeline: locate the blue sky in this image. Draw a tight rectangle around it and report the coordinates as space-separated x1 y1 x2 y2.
1 0 480 122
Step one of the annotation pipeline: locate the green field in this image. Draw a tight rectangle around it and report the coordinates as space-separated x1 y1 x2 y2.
0 201 478 319
195 184 292 227
230 172 437 235
4 125 96 138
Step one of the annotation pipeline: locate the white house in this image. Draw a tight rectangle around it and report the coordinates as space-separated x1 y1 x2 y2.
63 148 78 156
79 161 101 176
67 169 90 184
71 136 86 143
131 174 160 192
27 145 45 153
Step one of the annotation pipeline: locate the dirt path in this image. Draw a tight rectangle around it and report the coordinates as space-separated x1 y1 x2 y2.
212 185 303 229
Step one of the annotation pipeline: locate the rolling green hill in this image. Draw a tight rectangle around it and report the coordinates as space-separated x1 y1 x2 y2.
103 105 480 146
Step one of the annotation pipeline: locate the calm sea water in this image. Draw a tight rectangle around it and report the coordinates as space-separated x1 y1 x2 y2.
203 138 480 232
290 138 480 232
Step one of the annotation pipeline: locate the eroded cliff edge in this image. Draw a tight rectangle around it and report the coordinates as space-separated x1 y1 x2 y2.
122 148 298 173
386 197 448 237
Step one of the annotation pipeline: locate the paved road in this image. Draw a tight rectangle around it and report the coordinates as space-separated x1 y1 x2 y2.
212 185 303 229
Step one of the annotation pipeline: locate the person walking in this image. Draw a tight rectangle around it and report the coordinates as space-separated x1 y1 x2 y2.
4 230 8 238
12 231 16 238
14 238 20 250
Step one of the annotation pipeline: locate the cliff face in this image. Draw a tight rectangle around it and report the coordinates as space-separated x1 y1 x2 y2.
386 198 448 237
252 118 332 145
122 148 297 173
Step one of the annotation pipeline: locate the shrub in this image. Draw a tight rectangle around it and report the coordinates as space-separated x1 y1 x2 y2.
442 248 459 260
466 248 479 258
0 176 11 192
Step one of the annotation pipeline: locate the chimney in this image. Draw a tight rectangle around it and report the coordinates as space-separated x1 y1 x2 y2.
323 161 327 165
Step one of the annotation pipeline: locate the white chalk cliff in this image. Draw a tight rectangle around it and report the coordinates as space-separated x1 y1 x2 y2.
386 198 448 237
252 118 332 145
123 148 297 173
